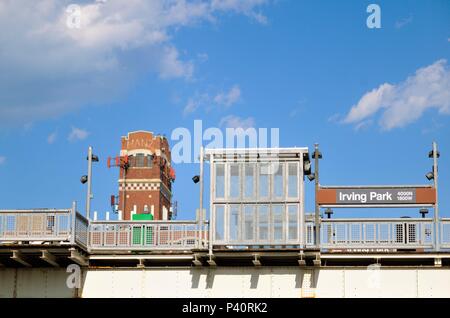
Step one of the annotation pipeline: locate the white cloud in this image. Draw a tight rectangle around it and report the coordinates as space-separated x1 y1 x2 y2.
219 115 255 129
47 131 58 144
344 83 395 124
395 15 413 29
354 120 373 131
183 84 241 115
211 0 269 24
158 46 194 79
0 156 5 165
0 0 269 126
343 59 450 130
214 85 241 107
183 92 210 115
68 127 90 142
183 98 200 115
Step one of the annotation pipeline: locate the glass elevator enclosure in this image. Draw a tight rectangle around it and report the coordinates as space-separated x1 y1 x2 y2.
206 148 309 248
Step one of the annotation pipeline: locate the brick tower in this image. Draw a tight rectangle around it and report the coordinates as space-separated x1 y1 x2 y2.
117 131 174 220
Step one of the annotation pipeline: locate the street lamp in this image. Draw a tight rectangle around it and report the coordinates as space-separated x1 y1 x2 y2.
80 146 99 220
425 171 434 181
80 175 88 184
428 150 440 159
312 147 322 160
419 208 429 218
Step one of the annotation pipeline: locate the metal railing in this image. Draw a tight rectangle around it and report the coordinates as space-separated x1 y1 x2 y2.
1 208 448 252
211 204 305 248
320 218 434 249
441 219 450 249
0 209 72 242
305 222 315 247
88 220 203 250
74 212 89 249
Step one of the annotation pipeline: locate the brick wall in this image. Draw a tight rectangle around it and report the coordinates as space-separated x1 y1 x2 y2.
118 131 173 220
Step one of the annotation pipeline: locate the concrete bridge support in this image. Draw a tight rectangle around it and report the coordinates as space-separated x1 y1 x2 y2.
1 266 450 298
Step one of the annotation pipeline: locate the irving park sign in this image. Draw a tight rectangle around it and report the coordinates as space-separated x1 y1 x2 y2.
317 186 436 206
337 189 415 204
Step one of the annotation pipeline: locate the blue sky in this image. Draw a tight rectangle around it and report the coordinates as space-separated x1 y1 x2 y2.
0 0 449 220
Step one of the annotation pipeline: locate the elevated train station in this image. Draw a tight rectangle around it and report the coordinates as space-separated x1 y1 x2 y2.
0 132 449 298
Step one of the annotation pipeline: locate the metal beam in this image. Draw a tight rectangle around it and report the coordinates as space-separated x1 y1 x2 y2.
321 217 432 222
205 148 308 158
0 209 71 213
320 185 433 189
11 250 31 267
193 254 202 266
434 258 442 267
298 252 306 266
313 254 321 267
212 251 302 258
207 255 217 266
252 254 261 266
69 248 88 266
90 220 198 225
89 255 193 261
321 253 449 259
137 259 145 268
40 250 59 267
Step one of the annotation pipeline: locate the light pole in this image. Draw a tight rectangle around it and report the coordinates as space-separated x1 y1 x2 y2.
312 143 322 249
192 146 204 248
80 146 99 220
426 141 440 251
199 146 204 248
86 146 93 220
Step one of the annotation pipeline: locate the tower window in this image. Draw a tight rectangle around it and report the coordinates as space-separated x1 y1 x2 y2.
129 154 153 167
135 154 145 167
